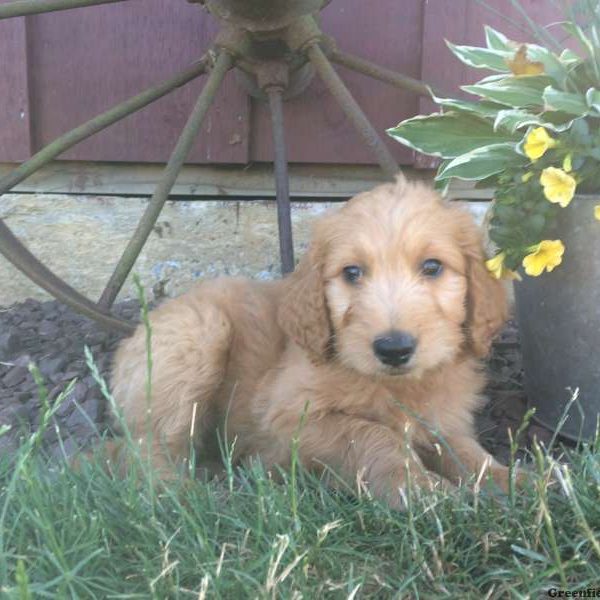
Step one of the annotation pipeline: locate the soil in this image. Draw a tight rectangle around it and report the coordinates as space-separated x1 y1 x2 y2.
0 298 550 465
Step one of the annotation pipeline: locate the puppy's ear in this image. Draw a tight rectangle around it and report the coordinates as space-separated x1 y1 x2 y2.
278 243 333 363
461 219 509 358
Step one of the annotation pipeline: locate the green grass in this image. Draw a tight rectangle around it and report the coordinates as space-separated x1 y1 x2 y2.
1 372 599 599
1 279 598 598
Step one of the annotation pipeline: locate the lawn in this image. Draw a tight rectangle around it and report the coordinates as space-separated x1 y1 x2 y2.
0 357 599 599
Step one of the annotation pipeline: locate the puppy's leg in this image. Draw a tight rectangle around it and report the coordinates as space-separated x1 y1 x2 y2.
111 296 232 478
418 433 515 493
268 414 449 509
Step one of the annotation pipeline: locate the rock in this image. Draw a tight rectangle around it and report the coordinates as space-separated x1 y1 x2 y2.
66 341 85 357
2 365 29 388
55 382 88 419
0 404 31 427
502 395 527 422
49 372 67 385
38 320 59 337
16 390 30 404
10 313 24 326
21 376 41 392
0 330 21 361
83 397 102 422
42 421 61 444
67 399 100 430
49 436 77 461
13 354 32 368
39 354 69 379
83 374 98 390
71 381 88 403
48 385 64 403
62 370 81 381
0 433 18 456
84 331 107 347
56 400 74 419
40 300 59 315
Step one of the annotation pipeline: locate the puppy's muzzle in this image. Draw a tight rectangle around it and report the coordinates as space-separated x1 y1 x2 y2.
372 331 417 367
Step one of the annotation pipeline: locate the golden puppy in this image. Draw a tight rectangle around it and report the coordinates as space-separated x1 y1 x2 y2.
111 177 510 507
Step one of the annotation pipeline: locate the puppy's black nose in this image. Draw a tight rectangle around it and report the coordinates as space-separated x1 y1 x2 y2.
373 331 417 367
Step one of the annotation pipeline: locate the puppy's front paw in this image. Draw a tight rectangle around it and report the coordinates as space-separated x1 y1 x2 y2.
485 464 527 494
384 471 454 510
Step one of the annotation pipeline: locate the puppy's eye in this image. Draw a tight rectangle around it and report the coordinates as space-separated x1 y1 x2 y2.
421 259 443 278
343 265 363 284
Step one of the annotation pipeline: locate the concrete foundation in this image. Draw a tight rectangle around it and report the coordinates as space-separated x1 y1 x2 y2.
0 193 487 306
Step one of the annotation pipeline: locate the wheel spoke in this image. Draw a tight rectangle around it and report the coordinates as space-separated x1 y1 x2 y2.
267 88 294 275
330 49 438 98
98 51 234 308
0 220 134 333
307 44 399 179
0 0 131 19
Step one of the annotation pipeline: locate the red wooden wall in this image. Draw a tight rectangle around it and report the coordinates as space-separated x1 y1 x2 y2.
0 0 562 166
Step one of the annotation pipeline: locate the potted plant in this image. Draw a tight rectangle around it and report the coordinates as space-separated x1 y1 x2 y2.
387 16 600 440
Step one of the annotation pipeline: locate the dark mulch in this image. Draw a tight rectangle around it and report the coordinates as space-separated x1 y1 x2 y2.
0 298 549 464
0 299 136 460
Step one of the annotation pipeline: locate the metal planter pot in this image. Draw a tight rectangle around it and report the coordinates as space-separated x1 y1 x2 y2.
514 194 600 441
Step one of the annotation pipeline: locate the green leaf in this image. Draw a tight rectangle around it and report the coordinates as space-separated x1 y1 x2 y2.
525 44 570 86
540 110 581 131
485 25 513 51
493 108 574 133
463 76 553 107
477 73 511 85
494 109 544 132
446 41 511 72
586 87 600 114
387 113 517 159
563 22 597 63
543 86 589 115
559 48 581 65
429 93 507 119
436 143 521 181
568 117 591 145
433 172 451 195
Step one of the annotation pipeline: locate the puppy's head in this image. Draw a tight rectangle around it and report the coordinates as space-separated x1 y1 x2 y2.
278 176 507 377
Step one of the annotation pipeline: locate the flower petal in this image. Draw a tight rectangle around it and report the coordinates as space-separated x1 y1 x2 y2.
524 127 556 162
506 45 545 76
522 239 565 276
540 167 576 208
485 253 505 279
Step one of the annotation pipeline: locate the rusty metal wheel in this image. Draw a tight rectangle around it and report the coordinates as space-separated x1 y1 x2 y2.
0 0 435 333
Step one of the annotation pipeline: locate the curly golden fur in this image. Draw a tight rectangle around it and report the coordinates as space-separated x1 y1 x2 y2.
110 177 511 508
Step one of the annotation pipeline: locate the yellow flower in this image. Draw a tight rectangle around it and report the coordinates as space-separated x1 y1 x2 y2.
540 167 576 207
486 253 505 279
595 205 600 221
522 240 565 276
506 45 545 76
485 252 521 281
524 127 557 161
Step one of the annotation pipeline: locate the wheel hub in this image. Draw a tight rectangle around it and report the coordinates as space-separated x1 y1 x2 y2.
202 0 330 33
